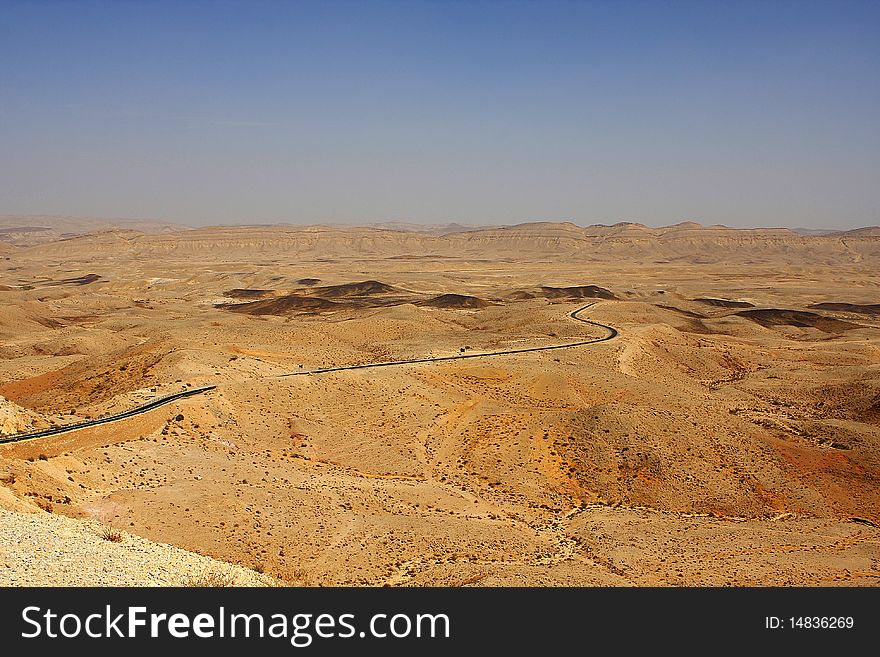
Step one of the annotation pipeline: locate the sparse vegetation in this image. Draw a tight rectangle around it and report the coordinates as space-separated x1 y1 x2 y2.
275 566 313 587
183 568 237 587
101 525 123 543
84 500 126 544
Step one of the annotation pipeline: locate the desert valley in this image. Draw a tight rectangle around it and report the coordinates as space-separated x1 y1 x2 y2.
1 217 879 586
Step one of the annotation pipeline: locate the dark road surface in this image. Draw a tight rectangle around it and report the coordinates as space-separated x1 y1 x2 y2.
0 302 617 444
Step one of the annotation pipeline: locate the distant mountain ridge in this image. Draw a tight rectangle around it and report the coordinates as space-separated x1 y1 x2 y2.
0 215 188 246
6 219 880 265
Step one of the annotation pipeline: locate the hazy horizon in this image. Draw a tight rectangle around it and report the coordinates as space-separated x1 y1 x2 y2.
2 0 879 230
4 211 875 234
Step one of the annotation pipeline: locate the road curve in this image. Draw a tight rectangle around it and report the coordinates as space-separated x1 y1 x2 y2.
0 385 217 445
278 301 617 377
0 301 617 445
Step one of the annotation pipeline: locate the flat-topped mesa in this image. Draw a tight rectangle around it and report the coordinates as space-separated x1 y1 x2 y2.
694 298 755 308
304 280 400 298
416 294 494 309
736 308 861 333
503 284 616 301
44 273 102 286
223 289 275 299
808 302 880 315
537 285 617 300
219 294 341 315
218 280 405 315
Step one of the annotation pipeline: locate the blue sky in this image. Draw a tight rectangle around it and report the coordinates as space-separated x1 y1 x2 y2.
1 0 878 228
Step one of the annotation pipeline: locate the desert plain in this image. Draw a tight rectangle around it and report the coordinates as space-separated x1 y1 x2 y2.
1 218 879 586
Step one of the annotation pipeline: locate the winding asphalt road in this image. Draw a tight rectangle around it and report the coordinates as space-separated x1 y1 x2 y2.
0 302 617 445
0 386 217 445
278 301 617 376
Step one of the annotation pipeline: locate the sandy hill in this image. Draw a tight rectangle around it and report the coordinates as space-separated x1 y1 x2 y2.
841 226 880 237
0 396 40 435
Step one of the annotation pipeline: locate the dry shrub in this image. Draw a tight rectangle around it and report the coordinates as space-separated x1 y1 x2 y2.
276 566 313 587
183 568 237 587
101 526 123 543
83 499 126 544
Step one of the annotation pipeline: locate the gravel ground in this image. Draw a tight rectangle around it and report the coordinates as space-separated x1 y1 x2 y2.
0 509 275 586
